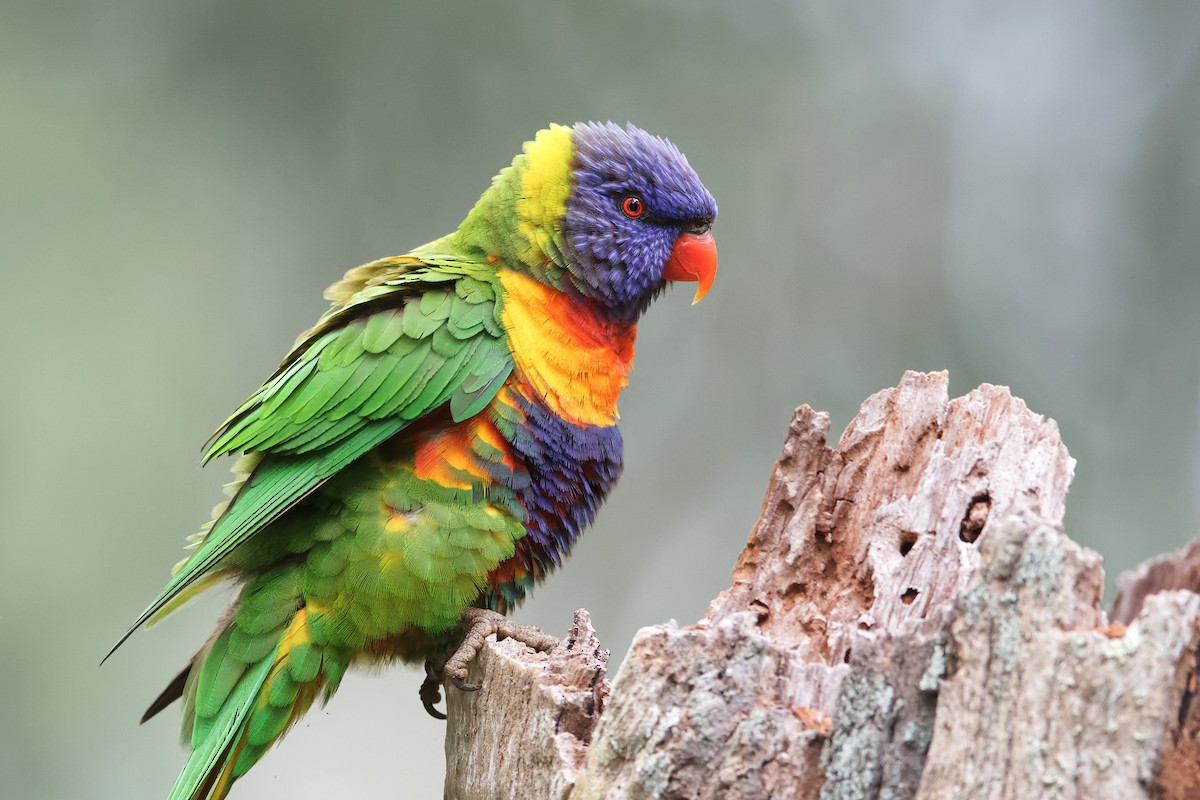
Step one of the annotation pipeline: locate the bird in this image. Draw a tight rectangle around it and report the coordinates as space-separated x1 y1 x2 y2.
106 121 717 800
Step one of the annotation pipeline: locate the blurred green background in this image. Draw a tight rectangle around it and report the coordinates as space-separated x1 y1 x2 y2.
4 1 1199 797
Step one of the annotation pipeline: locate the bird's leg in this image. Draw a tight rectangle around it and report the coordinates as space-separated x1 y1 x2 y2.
443 607 560 692
420 658 448 720
418 609 560 717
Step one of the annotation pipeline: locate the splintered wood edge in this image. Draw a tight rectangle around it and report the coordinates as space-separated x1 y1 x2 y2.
1111 540 1200 800
709 370 1076 665
444 609 609 800
1112 538 1200 625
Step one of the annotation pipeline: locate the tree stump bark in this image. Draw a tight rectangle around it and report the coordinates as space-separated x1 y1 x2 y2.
444 371 1200 799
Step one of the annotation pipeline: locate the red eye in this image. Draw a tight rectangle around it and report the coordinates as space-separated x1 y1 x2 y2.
621 195 645 218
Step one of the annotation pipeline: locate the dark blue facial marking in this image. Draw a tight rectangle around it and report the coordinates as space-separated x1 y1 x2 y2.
564 122 718 322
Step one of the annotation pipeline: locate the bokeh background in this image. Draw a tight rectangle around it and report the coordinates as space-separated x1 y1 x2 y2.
4 2 1199 797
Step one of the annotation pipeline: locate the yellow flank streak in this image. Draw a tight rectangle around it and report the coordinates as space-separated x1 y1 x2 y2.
515 124 573 265
277 608 310 656
255 610 316 716
499 270 636 427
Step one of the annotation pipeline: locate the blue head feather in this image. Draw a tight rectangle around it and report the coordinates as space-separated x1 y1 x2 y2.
565 122 717 322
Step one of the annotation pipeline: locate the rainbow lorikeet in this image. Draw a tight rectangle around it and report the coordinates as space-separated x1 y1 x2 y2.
107 122 717 800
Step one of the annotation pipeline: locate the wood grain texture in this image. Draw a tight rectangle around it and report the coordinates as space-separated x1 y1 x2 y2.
1111 539 1200 800
442 372 1200 800
444 610 609 800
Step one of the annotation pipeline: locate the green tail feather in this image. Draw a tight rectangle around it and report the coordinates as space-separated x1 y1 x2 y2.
169 647 275 800
166 573 345 800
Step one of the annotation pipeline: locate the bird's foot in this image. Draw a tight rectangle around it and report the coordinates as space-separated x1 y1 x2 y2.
418 609 559 718
444 608 560 692
420 659 448 720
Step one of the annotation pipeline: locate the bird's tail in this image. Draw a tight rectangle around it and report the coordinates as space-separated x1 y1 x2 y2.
154 575 347 800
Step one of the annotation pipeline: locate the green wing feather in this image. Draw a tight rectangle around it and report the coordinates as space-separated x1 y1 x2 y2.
105 263 512 661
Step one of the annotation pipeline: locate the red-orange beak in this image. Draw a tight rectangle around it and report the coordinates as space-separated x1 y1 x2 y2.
662 230 717 305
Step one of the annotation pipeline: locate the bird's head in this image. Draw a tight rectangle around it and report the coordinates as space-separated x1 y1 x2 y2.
457 122 717 322
564 122 717 319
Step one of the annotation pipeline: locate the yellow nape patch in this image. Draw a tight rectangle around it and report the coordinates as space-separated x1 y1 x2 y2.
499 270 637 427
516 124 574 264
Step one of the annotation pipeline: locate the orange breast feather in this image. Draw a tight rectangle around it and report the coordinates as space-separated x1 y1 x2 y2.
498 270 636 427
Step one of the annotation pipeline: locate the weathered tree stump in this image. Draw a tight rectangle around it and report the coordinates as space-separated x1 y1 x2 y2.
443 371 1200 800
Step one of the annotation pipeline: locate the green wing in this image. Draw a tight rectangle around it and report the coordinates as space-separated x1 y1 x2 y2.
205 268 510 457
106 264 512 661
